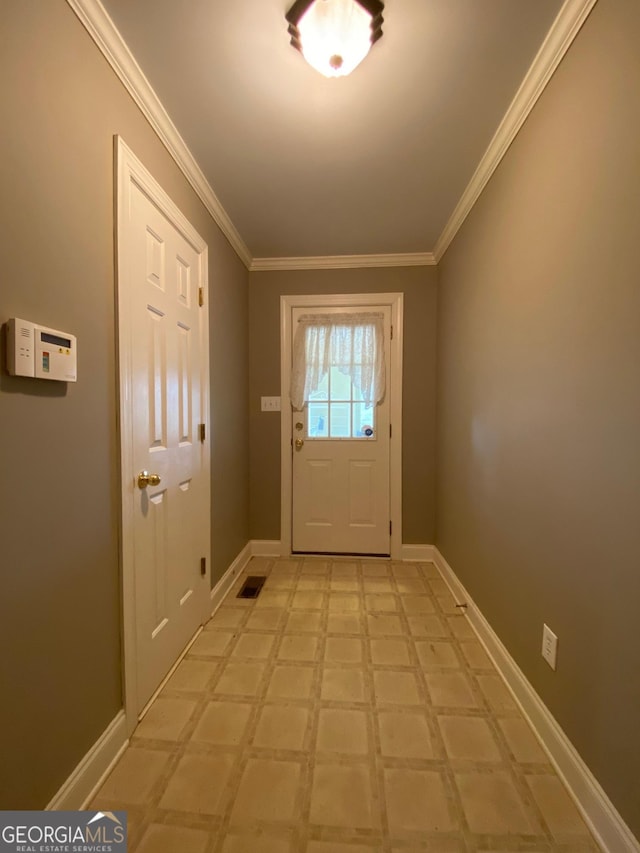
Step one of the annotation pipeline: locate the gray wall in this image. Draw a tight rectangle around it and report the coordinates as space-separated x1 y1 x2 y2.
248 267 437 545
436 0 640 836
0 1 249 807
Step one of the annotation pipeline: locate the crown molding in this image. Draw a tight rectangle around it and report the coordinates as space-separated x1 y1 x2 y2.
433 0 599 263
66 0 253 270
250 252 436 272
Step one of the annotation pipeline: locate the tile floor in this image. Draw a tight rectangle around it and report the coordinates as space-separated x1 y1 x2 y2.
92 557 599 852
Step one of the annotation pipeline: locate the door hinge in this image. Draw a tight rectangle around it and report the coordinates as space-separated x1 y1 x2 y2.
389 423 392 438
390 324 393 340
200 557 207 576
389 520 393 536
198 423 206 443
199 287 204 307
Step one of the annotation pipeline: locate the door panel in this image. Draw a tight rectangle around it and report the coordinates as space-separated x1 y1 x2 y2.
292 305 391 555
126 181 208 712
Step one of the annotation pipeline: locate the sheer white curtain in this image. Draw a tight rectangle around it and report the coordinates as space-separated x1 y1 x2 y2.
290 312 385 410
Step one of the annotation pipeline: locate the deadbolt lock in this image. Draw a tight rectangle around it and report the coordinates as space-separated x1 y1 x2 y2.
295 421 304 431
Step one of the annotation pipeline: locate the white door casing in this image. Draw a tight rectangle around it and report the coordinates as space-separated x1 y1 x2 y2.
291 305 391 554
116 137 211 730
281 293 403 559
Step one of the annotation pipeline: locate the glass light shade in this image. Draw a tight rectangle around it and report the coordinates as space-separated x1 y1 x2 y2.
297 0 374 78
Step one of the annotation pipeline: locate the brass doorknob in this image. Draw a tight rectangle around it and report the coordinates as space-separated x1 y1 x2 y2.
294 438 304 450
137 470 162 489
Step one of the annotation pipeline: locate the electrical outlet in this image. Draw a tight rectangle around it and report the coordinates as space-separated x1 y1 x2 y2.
541 624 558 670
260 396 281 412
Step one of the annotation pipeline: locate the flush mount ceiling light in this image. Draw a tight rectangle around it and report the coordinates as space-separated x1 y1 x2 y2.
286 0 384 79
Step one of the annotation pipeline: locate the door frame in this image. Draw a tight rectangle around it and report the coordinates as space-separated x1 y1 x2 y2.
280 292 403 560
115 136 211 733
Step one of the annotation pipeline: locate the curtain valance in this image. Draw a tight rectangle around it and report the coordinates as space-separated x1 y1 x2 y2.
290 312 386 410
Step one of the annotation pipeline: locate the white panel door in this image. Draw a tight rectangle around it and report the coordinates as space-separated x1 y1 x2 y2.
124 176 209 713
291 306 391 555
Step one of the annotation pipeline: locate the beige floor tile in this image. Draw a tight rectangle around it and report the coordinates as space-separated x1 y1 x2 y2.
363 578 395 593
273 559 300 573
367 614 404 635
415 640 460 669
384 768 456 832
428 578 451 596
267 665 315 700
373 670 421 705
253 704 309 750
321 667 367 702
477 675 517 712
264 575 297 590
401 595 436 613
307 844 379 853
447 616 476 639
285 611 322 633
391 843 465 853
459 641 493 669
455 770 537 834
165 659 217 692
248 557 274 572
436 594 459 614
362 562 390 576
330 579 360 591
370 638 411 666
301 561 329 575
296 577 327 590
328 593 361 611
189 631 234 657
292 591 325 610
214 662 266 696
365 594 398 612
278 634 319 661
96 748 170 805
207 608 246 628
316 708 369 754
438 715 502 762
191 700 252 745
498 717 548 764
255 591 291 608
231 632 276 659
134 697 197 741
246 609 285 630
526 774 591 836
136 823 212 853
395 578 428 594
309 763 377 829
331 562 358 577
159 753 235 814
223 835 293 853
378 711 433 758
425 672 478 708
421 562 442 578
391 564 420 578
407 614 448 637
327 612 363 634
325 637 364 663
231 758 302 822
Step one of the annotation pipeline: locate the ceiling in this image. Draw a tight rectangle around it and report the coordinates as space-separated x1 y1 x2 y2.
98 0 565 262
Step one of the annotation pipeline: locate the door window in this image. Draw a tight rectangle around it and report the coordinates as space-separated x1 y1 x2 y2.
308 366 375 439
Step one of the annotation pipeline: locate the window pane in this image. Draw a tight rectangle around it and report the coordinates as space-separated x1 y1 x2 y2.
308 403 328 437
330 367 351 401
354 403 375 438
308 372 328 401
329 403 351 437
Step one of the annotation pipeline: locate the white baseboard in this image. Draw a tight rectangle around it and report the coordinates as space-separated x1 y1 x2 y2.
211 542 252 613
401 543 436 562
433 548 639 853
47 711 128 810
250 539 284 557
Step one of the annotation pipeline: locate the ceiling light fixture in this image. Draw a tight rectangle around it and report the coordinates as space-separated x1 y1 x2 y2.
286 0 384 79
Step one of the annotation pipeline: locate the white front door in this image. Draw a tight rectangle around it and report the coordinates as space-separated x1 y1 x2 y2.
117 139 210 718
291 305 391 555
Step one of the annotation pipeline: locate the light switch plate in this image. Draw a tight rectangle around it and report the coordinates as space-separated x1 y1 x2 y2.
261 396 281 412
542 623 558 670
